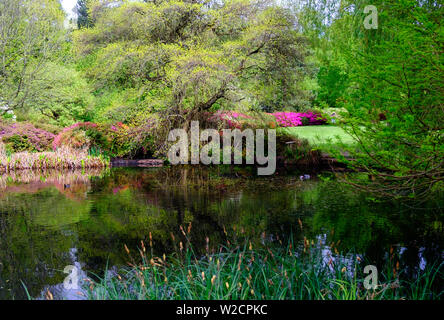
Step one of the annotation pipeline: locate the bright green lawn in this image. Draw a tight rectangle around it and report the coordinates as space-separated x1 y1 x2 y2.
278 125 356 148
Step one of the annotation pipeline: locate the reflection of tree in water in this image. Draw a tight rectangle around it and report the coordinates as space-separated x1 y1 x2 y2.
0 167 442 298
305 179 444 278
0 168 106 201
0 200 73 299
66 167 312 274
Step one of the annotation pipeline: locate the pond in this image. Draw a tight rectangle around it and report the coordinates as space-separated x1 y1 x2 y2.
0 167 442 299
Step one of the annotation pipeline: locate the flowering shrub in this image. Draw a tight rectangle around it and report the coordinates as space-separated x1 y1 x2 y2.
270 111 327 127
206 111 276 130
52 118 159 158
205 110 325 129
108 117 158 158
206 111 250 129
0 121 55 152
52 122 98 150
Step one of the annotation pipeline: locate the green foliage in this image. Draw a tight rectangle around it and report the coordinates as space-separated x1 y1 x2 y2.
0 0 66 115
85 239 443 300
299 0 444 199
3 134 36 153
301 116 310 126
17 63 95 126
315 65 349 108
73 0 314 125
342 0 443 199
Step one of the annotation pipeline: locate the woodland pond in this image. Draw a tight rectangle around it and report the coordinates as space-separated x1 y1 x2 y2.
0 167 442 299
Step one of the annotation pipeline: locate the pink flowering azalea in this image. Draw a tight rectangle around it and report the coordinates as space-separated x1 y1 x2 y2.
0 122 55 151
208 111 251 129
52 122 98 150
270 111 326 127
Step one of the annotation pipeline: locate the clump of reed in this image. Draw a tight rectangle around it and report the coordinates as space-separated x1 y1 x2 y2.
0 145 109 173
84 227 443 300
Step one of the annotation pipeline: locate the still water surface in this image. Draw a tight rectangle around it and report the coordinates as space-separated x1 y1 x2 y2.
0 167 442 299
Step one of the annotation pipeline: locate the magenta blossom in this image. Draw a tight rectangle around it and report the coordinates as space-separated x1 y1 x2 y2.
270 111 326 127
52 122 98 150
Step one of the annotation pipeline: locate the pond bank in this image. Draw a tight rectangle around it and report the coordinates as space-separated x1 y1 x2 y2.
111 158 164 168
0 147 108 173
109 154 350 172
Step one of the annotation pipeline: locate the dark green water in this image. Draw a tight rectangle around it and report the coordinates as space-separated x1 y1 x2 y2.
0 167 442 299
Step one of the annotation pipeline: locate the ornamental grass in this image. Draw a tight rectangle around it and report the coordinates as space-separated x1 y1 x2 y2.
0 144 108 173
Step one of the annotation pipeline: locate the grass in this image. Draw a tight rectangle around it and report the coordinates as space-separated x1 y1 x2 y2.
279 125 356 149
83 231 443 300
0 143 109 173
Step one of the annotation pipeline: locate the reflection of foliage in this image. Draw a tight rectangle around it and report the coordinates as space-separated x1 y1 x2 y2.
0 167 443 299
0 168 106 190
0 191 74 299
302 179 444 268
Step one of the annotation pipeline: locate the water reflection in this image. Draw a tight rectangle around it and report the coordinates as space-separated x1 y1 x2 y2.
0 167 442 299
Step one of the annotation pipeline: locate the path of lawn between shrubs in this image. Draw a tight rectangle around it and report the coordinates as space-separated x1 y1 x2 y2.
279 125 356 150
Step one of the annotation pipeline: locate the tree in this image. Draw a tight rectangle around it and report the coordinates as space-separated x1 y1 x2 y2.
17 63 94 127
310 0 443 200
0 0 65 116
73 0 313 126
315 64 348 108
75 0 91 29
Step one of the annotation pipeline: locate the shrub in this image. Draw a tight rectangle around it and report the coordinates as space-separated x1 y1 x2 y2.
206 111 277 130
52 118 159 159
3 134 36 153
270 111 327 127
107 115 159 158
52 122 98 151
301 116 310 126
0 121 55 152
276 131 321 167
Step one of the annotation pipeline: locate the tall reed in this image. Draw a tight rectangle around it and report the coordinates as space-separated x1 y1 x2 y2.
0 146 109 173
84 232 443 300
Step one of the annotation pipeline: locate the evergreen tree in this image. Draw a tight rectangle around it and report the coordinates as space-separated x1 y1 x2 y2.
75 0 90 29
